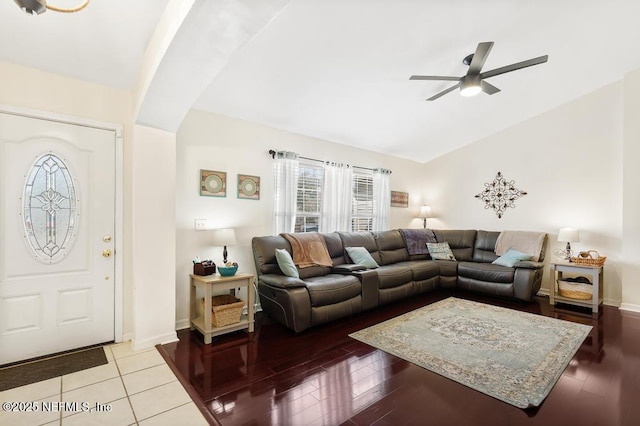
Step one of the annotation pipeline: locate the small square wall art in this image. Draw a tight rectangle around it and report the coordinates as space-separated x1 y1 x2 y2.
200 169 226 197
390 191 409 208
238 174 260 200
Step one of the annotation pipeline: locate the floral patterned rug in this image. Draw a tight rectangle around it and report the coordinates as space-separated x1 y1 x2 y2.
349 297 591 408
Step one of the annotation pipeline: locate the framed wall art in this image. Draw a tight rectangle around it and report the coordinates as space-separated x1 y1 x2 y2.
200 169 226 197
390 191 409 208
238 174 260 200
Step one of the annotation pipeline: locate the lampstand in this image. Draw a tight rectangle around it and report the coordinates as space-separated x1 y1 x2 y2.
417 205 432 229
557 227 580 261
212 228 237 264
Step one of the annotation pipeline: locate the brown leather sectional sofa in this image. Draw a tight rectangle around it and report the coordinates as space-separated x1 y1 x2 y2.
251 229 547 333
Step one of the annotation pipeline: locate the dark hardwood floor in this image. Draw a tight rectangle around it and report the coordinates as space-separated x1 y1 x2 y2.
159 290 640 426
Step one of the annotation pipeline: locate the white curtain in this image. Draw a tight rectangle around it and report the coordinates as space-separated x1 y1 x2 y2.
372 168 391 231
273 151 299 234
320 162 353 232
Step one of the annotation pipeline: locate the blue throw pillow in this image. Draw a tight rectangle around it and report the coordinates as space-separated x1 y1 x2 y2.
345 246 379 269
275 248 299 278
492 248 534 267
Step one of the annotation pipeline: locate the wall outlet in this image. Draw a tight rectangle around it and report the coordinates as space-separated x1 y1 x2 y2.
194 219 208 231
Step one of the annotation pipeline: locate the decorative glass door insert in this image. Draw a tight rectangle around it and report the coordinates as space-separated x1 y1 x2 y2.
22 153 79 263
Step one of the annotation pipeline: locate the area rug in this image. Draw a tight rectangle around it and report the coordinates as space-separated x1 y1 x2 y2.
0 346 107 392
349 297 591 408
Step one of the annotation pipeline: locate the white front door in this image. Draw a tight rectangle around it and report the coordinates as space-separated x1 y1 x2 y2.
0 112 116 365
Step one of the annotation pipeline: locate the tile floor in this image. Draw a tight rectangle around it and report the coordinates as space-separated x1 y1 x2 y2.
0 342 209 426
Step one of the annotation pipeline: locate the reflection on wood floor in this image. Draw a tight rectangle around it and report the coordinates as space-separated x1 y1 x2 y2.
159 289 640 426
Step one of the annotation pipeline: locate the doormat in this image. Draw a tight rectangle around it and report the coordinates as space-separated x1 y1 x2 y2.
349 297 591 409
0 346 108 392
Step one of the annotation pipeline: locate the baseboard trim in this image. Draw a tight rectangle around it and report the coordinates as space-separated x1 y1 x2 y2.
132 331 178 352
620 303 640 313
175 318 190 330
603 299 621 307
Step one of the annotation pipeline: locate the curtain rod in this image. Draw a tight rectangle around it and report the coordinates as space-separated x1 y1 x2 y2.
268 149 391 174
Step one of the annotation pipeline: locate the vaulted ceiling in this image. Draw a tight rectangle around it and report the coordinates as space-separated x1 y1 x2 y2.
2 0 639 162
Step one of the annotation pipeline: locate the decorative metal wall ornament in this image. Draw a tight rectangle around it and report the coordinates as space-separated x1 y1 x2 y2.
474 171 527 218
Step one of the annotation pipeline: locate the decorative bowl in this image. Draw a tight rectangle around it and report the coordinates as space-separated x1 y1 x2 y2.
218 266 238 276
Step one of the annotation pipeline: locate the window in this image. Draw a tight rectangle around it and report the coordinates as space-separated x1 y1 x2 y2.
294 163 374 232
351 171 374 231
295 164 322 232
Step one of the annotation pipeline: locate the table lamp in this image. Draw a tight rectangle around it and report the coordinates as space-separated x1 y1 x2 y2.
417 205 432 228
557 228 579 261
212 228 237 264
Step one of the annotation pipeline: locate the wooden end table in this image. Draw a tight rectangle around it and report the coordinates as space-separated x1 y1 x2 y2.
190 272 255 344
549 261 603 313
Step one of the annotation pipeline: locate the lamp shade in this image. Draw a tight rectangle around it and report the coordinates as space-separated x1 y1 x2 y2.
557 228 579 243
417 205 432 219
212 228 237 247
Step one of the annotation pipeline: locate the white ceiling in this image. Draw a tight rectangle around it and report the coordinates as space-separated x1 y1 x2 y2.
2 0 639 162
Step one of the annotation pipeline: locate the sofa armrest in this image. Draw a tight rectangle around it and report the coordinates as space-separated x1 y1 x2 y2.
513 261 544 269
331 264 367 273
352 269 379 310
260 274 307 289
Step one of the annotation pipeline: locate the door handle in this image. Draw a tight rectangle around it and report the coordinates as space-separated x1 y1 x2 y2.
102 249 112 258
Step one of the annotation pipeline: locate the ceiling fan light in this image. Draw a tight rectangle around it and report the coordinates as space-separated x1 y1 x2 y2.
460 76 482 97
460 85 482 97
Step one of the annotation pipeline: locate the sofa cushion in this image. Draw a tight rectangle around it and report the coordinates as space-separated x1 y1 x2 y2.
323 232 347 265
433 260 458 276
396 260 439 282
427 242 457 261
275 249 299 278
458 262 515 283
433 230 477 261
339 231 382 265
376 264 413 289
472 230 500 263
345 246 379 268
374 230 409 265
304 274 362 307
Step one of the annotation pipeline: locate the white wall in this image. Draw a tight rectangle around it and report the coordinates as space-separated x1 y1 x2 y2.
174 110 427 328
131 125 178 348
422 82 624 305
622 69 640 312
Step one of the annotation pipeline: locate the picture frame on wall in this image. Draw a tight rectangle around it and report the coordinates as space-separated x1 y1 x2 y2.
238 174 260 200
200 169 227 197
390 190 409 208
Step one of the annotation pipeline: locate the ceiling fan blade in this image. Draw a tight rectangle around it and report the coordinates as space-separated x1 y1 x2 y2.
480 55 548 80
481 80 501 95
426 83 460 101
468 42 494 75
410 75 460 81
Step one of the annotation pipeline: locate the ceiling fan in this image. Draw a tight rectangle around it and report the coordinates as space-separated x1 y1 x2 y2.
410 42 548 101
14 0 90 15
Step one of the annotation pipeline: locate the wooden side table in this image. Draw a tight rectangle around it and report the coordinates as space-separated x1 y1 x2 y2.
190 272 255 344
549 261 603 313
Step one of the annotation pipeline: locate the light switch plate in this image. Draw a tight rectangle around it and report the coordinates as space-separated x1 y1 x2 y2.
194 219 207 231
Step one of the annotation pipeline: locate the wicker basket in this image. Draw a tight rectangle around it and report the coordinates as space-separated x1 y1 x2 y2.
570 250 606 267
201 295 244 327
558 280 593 300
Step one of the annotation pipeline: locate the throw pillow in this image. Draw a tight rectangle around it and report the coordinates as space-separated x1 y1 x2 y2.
492 248 534 267
345 246 379 269
426 242 456 261
275 248 299 278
